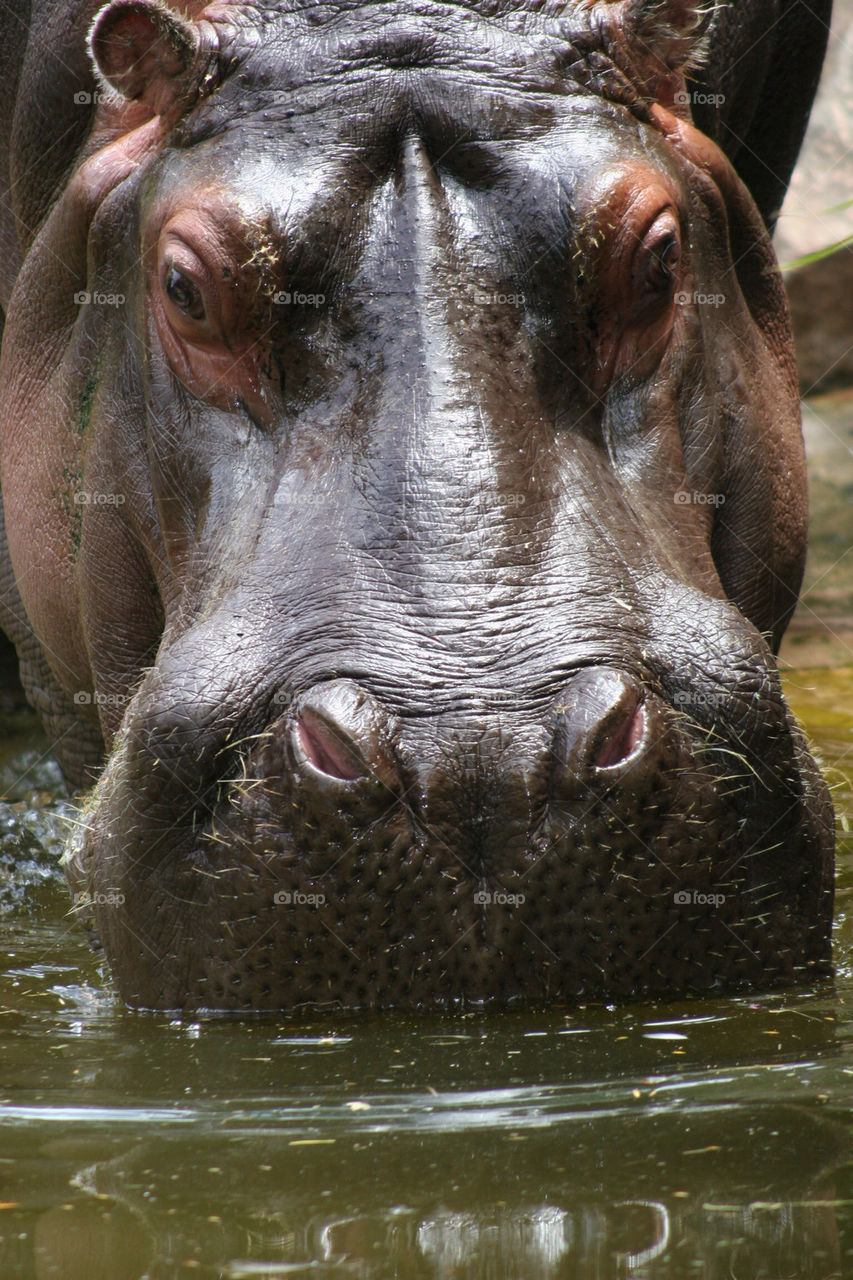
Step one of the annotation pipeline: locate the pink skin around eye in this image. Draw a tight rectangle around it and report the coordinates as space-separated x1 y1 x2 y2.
147 203 277 424
583 175 683 390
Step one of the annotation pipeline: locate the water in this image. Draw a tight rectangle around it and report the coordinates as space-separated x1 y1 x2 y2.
0 397 851 1279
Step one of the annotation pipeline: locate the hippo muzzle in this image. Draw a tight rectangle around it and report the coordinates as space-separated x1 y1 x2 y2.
65 564 832 1009
0 0 835 1010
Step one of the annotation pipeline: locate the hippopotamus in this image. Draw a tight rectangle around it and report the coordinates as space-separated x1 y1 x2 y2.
0 0 836 1011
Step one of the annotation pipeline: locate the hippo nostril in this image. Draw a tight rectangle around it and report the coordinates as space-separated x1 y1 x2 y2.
288 679 400 791
295 712 366 781
592 701 646 769
553 667 647 780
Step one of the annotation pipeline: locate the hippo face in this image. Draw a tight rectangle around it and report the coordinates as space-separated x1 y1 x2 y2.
0 0 833 1010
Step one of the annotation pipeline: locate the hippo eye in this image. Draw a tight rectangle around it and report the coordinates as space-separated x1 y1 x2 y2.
164 265 205 320
645 233 681 293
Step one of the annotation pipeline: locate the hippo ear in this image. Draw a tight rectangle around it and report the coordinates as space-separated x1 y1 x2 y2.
88 0 200 112
621 0 711 72
586 0 712 107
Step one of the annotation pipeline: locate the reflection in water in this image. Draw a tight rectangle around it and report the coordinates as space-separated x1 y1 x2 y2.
0 1099 845 1277
16 1194 847 1280
413 1203 676 1273
416 1207 576 1272
33 1202 152 1280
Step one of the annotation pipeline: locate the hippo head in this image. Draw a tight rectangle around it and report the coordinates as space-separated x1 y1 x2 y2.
0 0 833 1010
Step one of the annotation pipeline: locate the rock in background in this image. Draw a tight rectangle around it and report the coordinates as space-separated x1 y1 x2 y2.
780 394 853 665
775 0 853 393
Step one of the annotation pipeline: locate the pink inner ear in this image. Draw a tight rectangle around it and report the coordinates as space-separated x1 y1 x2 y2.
91 2 199 103
110 11 160 49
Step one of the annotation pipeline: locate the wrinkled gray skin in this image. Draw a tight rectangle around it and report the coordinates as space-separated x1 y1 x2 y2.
0 0 836 1011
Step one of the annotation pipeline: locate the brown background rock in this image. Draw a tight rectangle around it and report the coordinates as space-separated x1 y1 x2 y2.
775 0 853 392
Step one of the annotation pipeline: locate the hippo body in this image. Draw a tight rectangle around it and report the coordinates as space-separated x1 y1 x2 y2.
0 0 836 1011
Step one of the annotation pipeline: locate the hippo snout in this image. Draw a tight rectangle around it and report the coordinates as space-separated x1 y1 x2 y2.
66 619 831 1013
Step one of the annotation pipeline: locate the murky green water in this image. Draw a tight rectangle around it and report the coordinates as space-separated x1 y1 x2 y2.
0 398 851 1279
